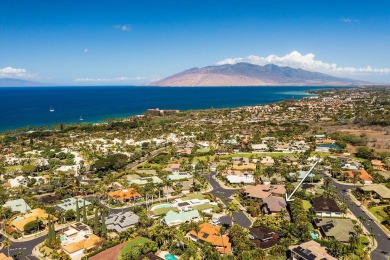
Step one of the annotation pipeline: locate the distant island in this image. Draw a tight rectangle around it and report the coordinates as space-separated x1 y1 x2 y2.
0 78 50 87
150 63 365 87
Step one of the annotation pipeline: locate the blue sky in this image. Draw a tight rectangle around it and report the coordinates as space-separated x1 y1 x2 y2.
1 0 390 84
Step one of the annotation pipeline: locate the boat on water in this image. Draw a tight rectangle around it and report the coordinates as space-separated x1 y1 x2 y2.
79 116 83 121
49 106 55 112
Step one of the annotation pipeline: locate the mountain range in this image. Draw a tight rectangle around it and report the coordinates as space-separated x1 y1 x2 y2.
0 78 50 87
150 63 364 86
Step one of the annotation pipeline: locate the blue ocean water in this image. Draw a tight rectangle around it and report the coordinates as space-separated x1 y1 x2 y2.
0 86 331 131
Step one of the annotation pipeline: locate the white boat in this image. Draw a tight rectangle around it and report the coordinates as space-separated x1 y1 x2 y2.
49 106 55 112
79 116 83 121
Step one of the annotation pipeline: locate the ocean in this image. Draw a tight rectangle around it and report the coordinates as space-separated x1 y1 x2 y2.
0 86 335 132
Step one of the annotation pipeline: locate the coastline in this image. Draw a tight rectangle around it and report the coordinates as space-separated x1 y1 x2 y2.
0 86 349 133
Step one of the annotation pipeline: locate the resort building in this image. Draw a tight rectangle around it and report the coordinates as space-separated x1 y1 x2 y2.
188 223 231 254
289 240 337 260
162 210 200 226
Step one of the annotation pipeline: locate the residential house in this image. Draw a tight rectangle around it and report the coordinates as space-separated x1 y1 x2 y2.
359 184 390 200
315 144 342 152
249 226 279 249
252 144 268 152
105 212 139 232
61 222 102 258
163 163 181 173
312 218 354 242
226 175 255 184
243 185 286 200
108 188 141 203
289 240 337 260
128 176 163 186
260 156 275 166
311 197 342 217
166 172 193 181
55 197 91 212
371 159 386 171
171 198 217 214
188 223 231 254
262 196 287 215
342 169 373 185
162 210 200 226
4 198 31 213
10 208 57 234
0 253 12 260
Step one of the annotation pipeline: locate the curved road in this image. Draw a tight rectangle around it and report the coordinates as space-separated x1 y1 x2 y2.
205 173 252 228
324 175 390 260
0 235 45 260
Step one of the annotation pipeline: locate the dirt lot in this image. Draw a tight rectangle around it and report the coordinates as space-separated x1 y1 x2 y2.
317 123 390 153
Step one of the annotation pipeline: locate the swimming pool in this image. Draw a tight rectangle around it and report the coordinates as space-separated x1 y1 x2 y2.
310 231 319 240
14 216 24 221
151 204 171 210
165 254 177 260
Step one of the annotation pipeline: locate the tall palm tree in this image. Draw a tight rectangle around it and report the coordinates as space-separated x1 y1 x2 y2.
2 237 11 257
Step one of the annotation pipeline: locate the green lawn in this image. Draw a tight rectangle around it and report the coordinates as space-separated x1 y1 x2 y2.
302 200 312 211
152 206 179 216
368 205 389 222
182 194 205 200
120 237 152 259
356 236 370 255
192 203 219 211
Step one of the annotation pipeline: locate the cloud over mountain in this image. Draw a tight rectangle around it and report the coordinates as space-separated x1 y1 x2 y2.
217 51 390 75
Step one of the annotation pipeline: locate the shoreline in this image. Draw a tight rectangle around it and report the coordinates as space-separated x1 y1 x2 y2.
0 86 348 133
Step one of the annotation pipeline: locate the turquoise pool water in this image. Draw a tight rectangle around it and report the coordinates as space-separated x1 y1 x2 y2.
14 216 24 221
165 254 177 260
152 204 171 210
310 231 319 240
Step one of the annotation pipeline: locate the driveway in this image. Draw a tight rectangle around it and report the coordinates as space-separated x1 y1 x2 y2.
323 175 390 260
205 173 252 228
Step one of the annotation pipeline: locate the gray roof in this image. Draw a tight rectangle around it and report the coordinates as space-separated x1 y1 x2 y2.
55 197 91 212
4 199 31 213
105 212 139 232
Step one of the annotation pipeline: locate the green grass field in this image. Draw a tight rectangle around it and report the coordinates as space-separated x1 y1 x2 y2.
368 205 389 222
120 237 152 259
302 200 312 211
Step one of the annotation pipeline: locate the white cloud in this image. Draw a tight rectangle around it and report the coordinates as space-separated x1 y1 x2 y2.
340 17 359 23
83 48 89 53
216 51 390 75
113 24 131 32
0 66 38 78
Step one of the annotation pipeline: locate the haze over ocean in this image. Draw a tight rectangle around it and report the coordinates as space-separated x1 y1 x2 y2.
0 86 337 131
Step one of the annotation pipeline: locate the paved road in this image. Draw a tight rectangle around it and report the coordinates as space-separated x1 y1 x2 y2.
205 173 252 228
324 175 390 260
0 235 45 260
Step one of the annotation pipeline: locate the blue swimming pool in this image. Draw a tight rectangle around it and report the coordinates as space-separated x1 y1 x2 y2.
165 254 177 260
310 231 319 240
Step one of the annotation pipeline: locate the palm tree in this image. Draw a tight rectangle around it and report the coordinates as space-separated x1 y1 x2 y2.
227 202 239 218
2 237 11 257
